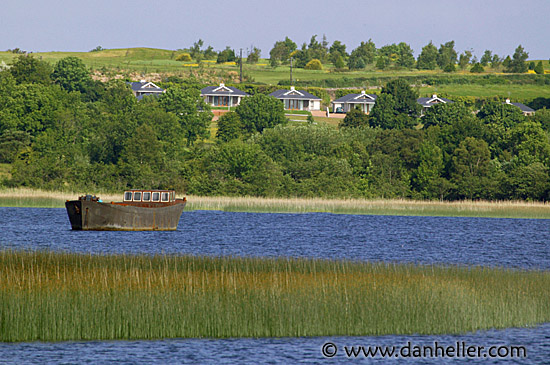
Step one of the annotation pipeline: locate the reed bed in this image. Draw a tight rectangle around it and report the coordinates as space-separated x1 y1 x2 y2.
1 188 550 219
1 250 549 342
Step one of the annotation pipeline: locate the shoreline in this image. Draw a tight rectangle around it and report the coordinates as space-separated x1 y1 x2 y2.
1 188 550 219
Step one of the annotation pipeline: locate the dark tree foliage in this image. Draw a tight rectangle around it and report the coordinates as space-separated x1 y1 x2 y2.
216 47 236 63
216 111 243 143
470 63 484 73
416 42 438 70
52 56 92 93
235 94 286 134
504 45 529 73
339 108 369 129
348 39 376 70
436 41 458 69
9 55 52 85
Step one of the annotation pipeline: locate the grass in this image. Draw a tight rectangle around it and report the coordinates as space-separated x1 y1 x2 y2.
0 250 548 342
1 188 550 219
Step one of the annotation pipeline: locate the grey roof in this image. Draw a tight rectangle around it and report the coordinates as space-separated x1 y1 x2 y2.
332 93 378 103
505 101 534 113
269 89 321 100
201 85 249 97
417 95 454 107
128 81 164 93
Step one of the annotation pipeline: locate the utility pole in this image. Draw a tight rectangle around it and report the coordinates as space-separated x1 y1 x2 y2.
239 48 243 83
290 56 293 86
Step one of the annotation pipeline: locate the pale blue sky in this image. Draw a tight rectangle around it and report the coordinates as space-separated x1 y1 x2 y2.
2 0 548 59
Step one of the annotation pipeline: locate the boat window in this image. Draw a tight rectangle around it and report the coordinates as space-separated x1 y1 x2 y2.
124 192 132 201
171 192 175 201
152 192 160 202
161 192 169 202
142 192 151 202
133 192 142 201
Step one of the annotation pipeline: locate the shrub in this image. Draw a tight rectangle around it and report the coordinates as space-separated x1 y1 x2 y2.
304 59 323 70
470 63 485 73
175 53 192 62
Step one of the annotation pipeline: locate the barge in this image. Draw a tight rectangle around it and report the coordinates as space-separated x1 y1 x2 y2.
65 190 186 231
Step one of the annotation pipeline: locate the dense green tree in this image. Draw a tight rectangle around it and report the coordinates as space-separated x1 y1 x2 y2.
414 141 449 199
491 54 502 68
396 42 415 68
333 55 346 69
348 40 376 69
246 47 261 64
531 107 550 131
422 102 474 128
235 93 286 134
458 51 472 69
480 50 493 66
381 79 421 116
534 61 544 75
416 41 438 70
9 55 52 85
470 62 484 73
0 129 31 163
293 43 312 68
307 35 328 62
158 87 213 146
504 162 549 200
189 39 204 62
504 45 528 73
329 40 347 64
506 121 550 166
339 108 368 129
52 56 92 93
216 111 243 143
436 41 457 69
269 37 297 65
216 47 236 63
450 137 496 199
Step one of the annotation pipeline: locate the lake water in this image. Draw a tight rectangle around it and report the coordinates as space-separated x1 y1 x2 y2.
0 207 549 363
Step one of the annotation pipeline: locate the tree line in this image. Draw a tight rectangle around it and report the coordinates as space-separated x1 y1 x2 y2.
177 37 542 74
1 55 550 201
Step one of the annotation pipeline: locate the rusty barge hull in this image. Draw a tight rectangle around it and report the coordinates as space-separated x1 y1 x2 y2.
65 200 186 231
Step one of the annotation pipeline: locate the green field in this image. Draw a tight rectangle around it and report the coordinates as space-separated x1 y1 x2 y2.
2 47 549 100
1 250 548 342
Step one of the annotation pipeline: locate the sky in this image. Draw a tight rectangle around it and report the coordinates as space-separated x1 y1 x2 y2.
1 0 549 60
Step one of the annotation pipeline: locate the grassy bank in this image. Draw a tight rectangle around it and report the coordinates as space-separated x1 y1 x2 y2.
0 250 548 342
1 188 550 219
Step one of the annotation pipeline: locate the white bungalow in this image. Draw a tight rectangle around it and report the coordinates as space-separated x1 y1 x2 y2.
269 86 321 111
331 91 378 114
128 81 165 100
200 83 249 107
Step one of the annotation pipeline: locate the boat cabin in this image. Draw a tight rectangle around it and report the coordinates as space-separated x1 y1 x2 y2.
123 190 176 203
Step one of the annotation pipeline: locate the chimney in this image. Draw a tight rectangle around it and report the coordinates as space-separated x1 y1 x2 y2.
361 90 366 95
290 86 295 91
220 83 225 87
505 98 511 104
432 94 437 99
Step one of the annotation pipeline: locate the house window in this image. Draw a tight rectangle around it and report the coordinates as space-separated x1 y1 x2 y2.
152 192 160 202
142 192 151 202
124 192 133 201
133 192 142 201
161 192 169 202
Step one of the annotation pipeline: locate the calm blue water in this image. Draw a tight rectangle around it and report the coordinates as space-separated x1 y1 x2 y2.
0 207 549 363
